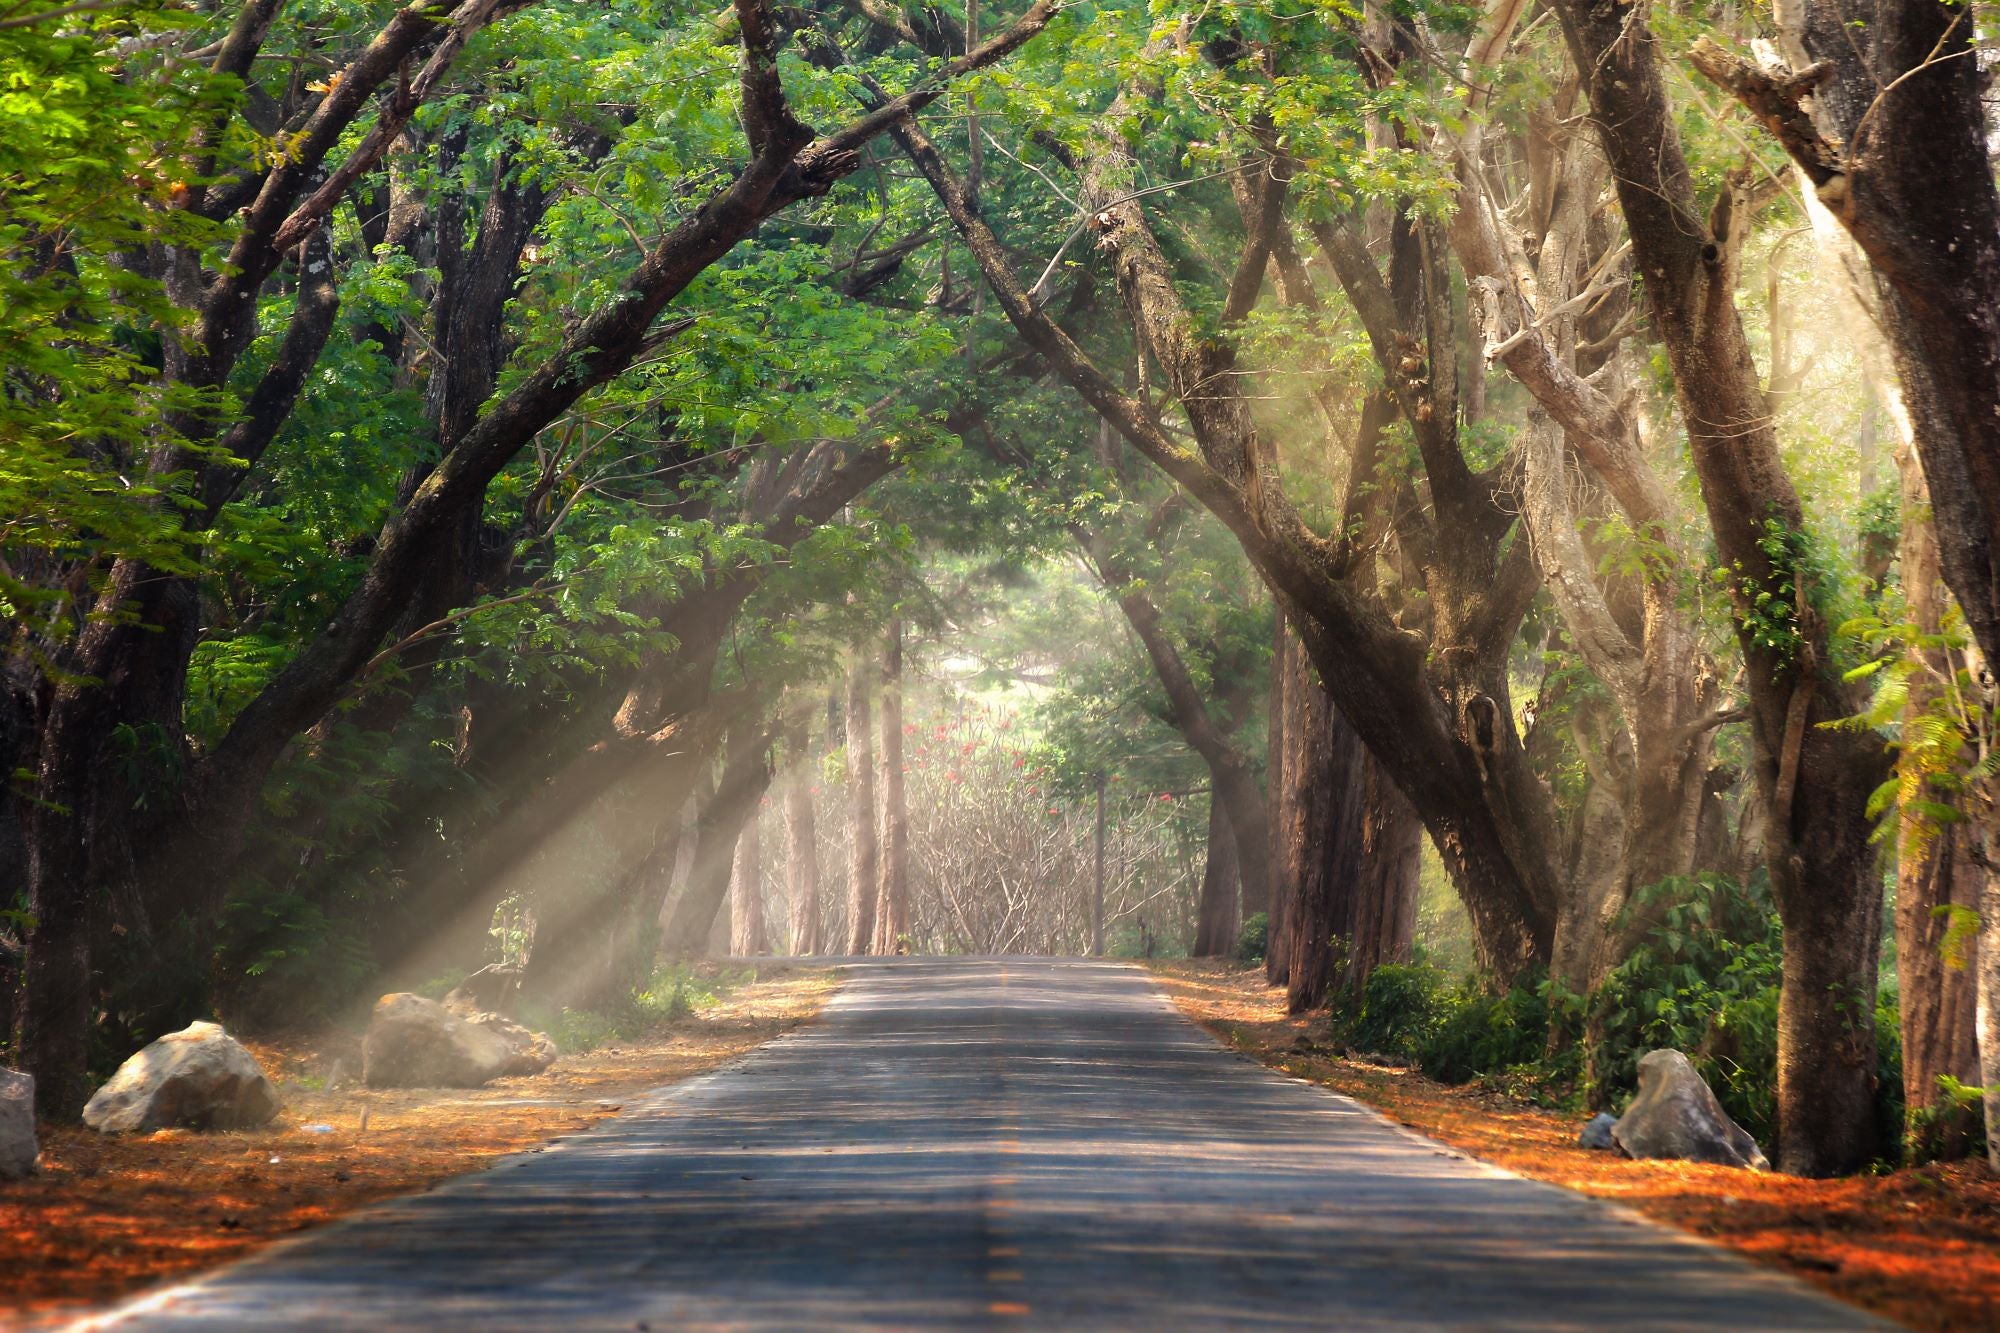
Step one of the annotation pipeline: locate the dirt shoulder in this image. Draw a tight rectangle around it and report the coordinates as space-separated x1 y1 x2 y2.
1149 960 2000 1333
1 964 839 1326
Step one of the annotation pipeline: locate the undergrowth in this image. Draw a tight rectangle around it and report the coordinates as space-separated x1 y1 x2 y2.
1321 871 1928 1160
523 963 754 1054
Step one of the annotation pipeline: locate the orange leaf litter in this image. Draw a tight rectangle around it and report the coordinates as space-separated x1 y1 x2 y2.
0 966 837 1327
1150 960 2000 1333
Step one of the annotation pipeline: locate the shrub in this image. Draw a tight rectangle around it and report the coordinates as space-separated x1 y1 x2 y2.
1350 960 1447 1055
1416 975 1552 1086
1233 912 1269 964
1587 871 1784 1137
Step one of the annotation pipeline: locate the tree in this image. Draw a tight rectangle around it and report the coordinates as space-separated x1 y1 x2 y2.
6 0 1053 1111
1547 0 1892 1173
1690 0 2000 1171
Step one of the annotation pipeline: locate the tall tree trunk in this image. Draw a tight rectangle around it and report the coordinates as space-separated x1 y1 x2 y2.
1553 0 1891 1174
844 656 878 955
1348 744 1424 996
1896 452 1984 1158
1283 658 1360 1014
873 619 909 954
783 715 822 956
1266 618 1295 987
730 809 766 957
1192 801 1241 957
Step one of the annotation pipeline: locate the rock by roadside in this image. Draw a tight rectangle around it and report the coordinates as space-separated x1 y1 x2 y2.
362 993 556 1089
81 1022 281 1134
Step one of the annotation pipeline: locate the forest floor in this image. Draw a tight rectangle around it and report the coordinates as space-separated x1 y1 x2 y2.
0 963 838 1327
1150 960 2000 1333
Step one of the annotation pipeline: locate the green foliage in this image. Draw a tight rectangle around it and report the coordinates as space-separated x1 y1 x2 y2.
1709 516 1836 671
1905 1075 1988 1164
1586 872 1785 1134
1234 912 1269 964
1349 960 1447 1056
1836 604 1998 859
0 6 229 637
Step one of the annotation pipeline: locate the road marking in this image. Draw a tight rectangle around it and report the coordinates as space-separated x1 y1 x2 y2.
988 1270 1024 1283
989 1301 1031 1317
988 1246 1021 1258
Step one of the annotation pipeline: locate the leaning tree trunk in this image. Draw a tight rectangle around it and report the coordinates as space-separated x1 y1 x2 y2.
844 656 878 955
730 810 766 957
783 715 822 956
873 619 909 955
1192 802 1241 957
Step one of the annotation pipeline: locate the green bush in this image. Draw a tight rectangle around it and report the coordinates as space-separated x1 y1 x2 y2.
1233 913 1269 964
1417 975 1554 1086
1350 960 1447 1054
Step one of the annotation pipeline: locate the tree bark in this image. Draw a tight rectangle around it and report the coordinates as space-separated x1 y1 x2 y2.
1083 539 1272 942
844 656 879 955
1349 742 1423 995
1690 10 2000 677
873 619 909 954
1690 0 2000 1178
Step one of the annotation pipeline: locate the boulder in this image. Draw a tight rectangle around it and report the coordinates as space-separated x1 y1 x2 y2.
82 1022 281 1134
1610 1049 1769 1169
442 963 523 1019
0 1069 37 1178
362 993 556 1089
1577 1111 1618 1151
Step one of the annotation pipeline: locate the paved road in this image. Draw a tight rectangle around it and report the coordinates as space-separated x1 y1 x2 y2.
79 959 1884 1330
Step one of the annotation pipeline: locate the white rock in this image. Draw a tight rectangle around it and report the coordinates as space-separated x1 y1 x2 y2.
82 1022 281 1134
1611 1049 1768 1170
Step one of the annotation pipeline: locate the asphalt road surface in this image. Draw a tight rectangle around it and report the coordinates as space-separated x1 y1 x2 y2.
79 959 1885 1331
